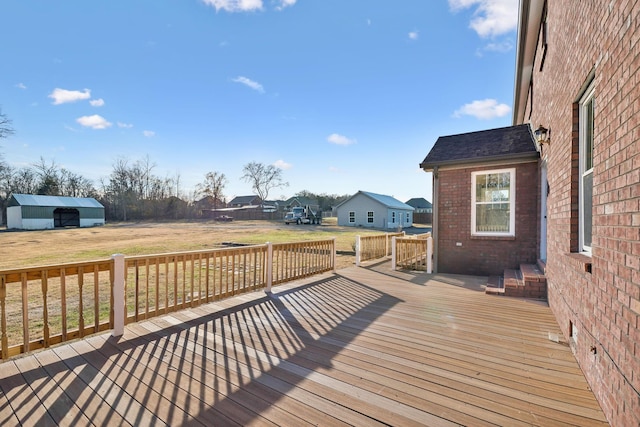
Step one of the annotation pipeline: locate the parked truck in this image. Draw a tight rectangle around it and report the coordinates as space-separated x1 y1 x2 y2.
284 205 322 225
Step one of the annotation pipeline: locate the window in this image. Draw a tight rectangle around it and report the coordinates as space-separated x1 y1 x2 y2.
367 211 374 223
471 168 516 236
392 212 396 223
349 211 355 223
579 83 595 253
406 212 410 223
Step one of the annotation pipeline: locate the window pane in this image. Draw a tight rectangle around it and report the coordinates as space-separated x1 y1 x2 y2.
476 203 510 232
476 172 510 202
583 171 593 247
585 98 594 171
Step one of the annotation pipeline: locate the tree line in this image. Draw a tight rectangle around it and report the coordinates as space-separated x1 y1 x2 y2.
0 108 349 222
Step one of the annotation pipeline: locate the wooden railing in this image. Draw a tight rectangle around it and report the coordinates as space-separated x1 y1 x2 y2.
0 260 113 360
0 238 335 360
271 239 335 285
355 232 404 266
392 233 433 272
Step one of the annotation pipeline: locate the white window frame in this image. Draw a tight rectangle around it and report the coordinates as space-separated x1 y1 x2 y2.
348 211 355 223
579 83 595 254
471 168 516 237
406 212 410 223
367 211 374 223
391 211 396 223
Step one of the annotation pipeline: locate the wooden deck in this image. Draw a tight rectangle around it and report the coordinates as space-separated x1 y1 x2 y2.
0 262 608 426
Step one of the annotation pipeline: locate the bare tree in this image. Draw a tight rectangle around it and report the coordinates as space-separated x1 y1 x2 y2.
196 171 228 208
0 107 14 140
241 161 288 204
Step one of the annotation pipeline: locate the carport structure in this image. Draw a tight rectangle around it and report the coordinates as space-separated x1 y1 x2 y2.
6 193 105 230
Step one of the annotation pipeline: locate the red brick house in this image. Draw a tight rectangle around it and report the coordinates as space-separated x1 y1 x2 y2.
422 1 640 425
420 124 540 277
513 1 640 425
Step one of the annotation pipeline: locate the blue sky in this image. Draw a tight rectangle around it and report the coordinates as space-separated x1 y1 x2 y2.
1 0 518 204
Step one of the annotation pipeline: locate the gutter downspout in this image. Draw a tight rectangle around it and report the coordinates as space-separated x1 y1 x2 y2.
432 166 439 273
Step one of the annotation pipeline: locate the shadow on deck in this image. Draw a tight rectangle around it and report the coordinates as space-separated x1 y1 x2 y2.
0 261 608 426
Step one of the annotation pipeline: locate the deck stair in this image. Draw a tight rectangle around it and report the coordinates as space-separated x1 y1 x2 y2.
486 262 547 299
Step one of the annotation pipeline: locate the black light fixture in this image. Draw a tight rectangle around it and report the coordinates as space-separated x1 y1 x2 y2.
534 125 550 145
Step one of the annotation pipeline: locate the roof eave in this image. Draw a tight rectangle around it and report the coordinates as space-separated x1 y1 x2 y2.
420 151 539 171
512 0 545 125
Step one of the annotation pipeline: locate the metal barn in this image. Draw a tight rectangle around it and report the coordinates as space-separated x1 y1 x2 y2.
6 194 105 230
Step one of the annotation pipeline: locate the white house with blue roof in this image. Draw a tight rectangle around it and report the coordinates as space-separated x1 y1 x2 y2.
335 191 414 229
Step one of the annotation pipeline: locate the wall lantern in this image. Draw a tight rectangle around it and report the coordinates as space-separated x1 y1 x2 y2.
534 125 550 145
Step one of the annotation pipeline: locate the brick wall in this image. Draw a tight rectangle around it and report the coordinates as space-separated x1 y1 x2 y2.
435 161 539 276
523 1 640 425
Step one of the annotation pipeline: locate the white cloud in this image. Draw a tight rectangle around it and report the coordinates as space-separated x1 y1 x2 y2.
327 133 357 146
49 88 91 105
143 130 155 137
273 159 292 170
453 98 511 120
485 40 513 52
232 76 265 93
408 31 419 40
449 0 517 38
117 122 133 128
90 98 105 107
202 0 263 12
275 0 296 10
16 83 27 89
76 114 112 129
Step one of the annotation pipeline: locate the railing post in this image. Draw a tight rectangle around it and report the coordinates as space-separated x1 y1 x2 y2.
332 238 337 273
355 235 361 267
385 233 389 257
266 242 273 293
391 236 397 270
112 254 125 337
427 236 433 274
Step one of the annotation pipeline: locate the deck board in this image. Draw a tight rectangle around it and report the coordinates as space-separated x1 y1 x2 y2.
0 263 609 426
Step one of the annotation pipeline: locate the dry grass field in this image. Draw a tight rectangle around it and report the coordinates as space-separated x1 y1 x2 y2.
0 218 394 271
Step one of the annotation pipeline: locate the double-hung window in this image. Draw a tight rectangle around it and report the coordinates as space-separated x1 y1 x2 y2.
471 168 516 236
579 83 595 253
367 211 374 223
349 211 355 223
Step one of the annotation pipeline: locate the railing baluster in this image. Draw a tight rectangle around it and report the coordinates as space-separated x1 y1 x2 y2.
60 268 68 341
155 258 160 315
21 273 29 352
145 258 150 318
78 267 84 337
189 254 195 306
93 265 99 332
1 274 7 359
41 270 49 348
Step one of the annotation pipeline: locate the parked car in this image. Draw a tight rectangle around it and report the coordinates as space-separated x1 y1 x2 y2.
215 215 233 222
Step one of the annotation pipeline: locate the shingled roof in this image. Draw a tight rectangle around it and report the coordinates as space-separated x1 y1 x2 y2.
419 124 538 170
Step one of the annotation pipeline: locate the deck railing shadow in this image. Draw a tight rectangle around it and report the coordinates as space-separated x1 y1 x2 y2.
1 272 406 425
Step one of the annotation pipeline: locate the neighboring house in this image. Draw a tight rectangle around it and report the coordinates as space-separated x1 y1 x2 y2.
194 195 225 211
405 197 432 213
227 195 262 208
335 191 414 229
262 200 284 212
6 193 105 230
420 124 540 276
512 2 640 425
283 196 318 210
